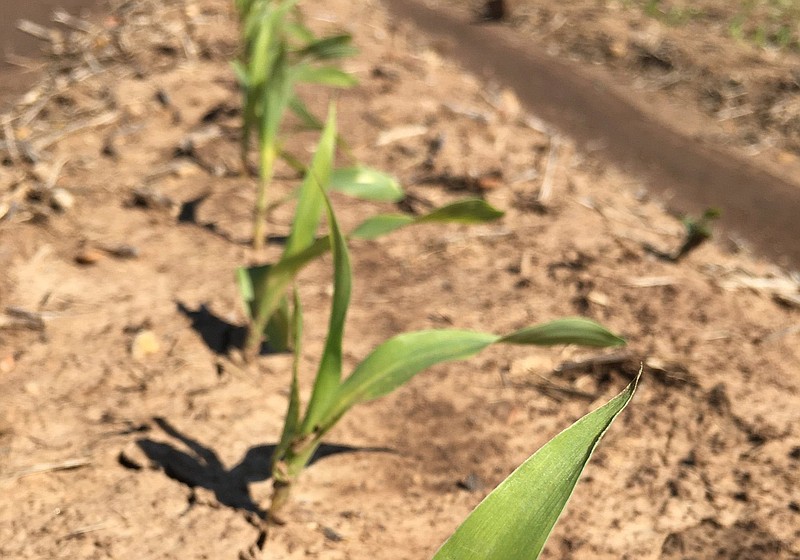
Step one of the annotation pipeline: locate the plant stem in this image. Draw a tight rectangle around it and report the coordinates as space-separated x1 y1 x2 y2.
268 479 292 522
244 320 263 362
268 437 321 517
253 144 277 251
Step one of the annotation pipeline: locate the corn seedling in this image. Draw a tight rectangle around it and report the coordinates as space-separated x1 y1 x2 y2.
434 370 639 559
237 107 505 358
234 0 359 249
264 144 627 524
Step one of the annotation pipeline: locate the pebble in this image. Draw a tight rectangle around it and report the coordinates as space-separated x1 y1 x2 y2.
50 188 75 212
75 248 104 265
131 329 161 360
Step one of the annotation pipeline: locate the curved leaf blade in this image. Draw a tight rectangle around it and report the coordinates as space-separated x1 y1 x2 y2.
350 214 415 240
250 236 330 332
272 290 304 474
329 166 404 202
350 199 504 241
433 371 640 560
285 105 337 257
300 142 352 435
293 65 357 87
499 317 625 347
297 34 357 60
324 330 500 427
416 199 505 225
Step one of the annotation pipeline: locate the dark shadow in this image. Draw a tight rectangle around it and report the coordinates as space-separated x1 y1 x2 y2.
176 301 280 356
413 172 491 197
134 417 395 517
176 194 292 247
176 193 240 244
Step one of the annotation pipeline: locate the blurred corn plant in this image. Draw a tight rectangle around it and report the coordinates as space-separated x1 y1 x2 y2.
237 107 505 358
234 0 363 249
261 116 628 523
433 370 639 559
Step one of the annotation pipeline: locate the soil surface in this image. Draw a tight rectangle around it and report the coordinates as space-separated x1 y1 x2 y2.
1 0 799 559
0 0 103 101
390 0 800 268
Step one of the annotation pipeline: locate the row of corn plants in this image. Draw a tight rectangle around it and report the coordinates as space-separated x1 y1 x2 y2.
234 0 509 357
231 2 639 557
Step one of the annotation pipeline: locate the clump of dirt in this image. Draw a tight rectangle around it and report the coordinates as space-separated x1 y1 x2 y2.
1 0 799 559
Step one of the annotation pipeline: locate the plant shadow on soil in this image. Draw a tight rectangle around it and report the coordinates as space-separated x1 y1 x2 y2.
177 301 280 356
132 417 395 517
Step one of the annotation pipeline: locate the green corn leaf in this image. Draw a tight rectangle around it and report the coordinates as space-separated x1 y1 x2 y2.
321 321 624 434
293 65 358 88
250 236 330 335
433 371 640 560
284 20 315 43
264 297 292 352
272 290 304 474
328 330 500 423
350 199 504 240
235 263 266 320
289 96 324 131
236 265 293 350
297 34 357 60
499 317 626 348
349 214 414 240
231 60 249 89
329 166 404 202
300 154 352 435
285 105 337 257
416 198 506 224
259 46 293 154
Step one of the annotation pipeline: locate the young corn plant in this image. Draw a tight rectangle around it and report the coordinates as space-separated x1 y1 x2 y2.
234 0 360 249
434 370 639 559
264 146 628 523
237 107 505 358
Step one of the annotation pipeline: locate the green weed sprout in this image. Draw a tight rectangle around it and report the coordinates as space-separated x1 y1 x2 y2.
434 371 639 559
234 0 358 249
236 107 505 358
264 129 626 522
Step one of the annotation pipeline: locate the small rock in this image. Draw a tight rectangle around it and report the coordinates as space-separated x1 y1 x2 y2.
102 244 139 259
128 186 174 210
24 381 41 395
75 248 104 265
457 472 484 492
321 526 343 542
587 290 610 307
50 188 75 212
0 353 15 373
131 329 161 360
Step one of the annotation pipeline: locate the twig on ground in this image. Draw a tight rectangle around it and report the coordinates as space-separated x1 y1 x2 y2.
16 19 61 43
538 134 561 204
32 111 119 151
2 457 91 482
625 276 677 287
0 307 46 331
2 116 20 164
52 9 96 33
760 323 800 343
61 522 112 540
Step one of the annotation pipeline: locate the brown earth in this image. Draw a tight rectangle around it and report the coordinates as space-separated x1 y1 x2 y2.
390 0 800 269
1 0 799 559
